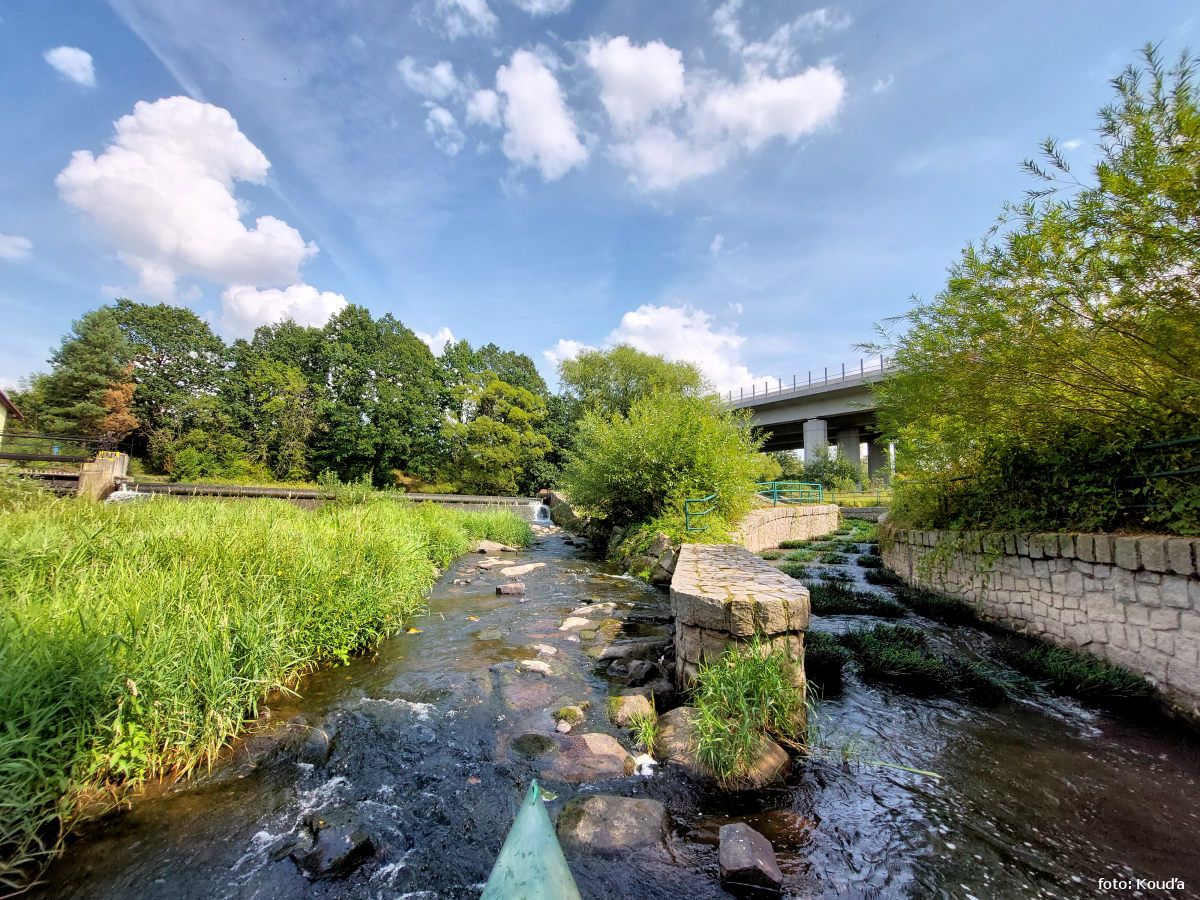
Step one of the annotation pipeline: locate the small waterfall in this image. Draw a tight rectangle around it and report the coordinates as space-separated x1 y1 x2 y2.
529 501 552 525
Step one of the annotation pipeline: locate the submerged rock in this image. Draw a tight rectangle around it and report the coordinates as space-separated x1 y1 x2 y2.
510 732 558 759
539 732 635 783
289 811 376 881
597 637 671 662
556 720 572 734
570 601 616 617
556 795 669 855
559 617 591 630
501 562 545 577
518 659 553 675
718 823 783 895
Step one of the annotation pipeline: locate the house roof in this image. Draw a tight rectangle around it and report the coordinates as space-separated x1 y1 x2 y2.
0 388 23 421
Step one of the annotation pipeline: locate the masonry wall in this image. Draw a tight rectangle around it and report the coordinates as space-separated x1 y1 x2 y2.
732 504 841 552
883 529 1200 720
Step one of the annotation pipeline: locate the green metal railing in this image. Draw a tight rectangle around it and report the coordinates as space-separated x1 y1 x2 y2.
754 481 824 506
684 492 717 533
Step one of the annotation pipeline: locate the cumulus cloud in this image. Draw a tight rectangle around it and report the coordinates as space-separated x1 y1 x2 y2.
425 104 466 154
714 2 849 63
57 96 317 300
221 284 347 338
398 57 463 100
1062 138 1082 150
586 36 685 132
44 46 95 87
542 338 596 368
495 50 588 180
511 0 571 14
611 126 726 191
546 305 763 391
466 88 502 127
0 234 33 261
694 64 845 151
434 0 497 38
415 326 457 355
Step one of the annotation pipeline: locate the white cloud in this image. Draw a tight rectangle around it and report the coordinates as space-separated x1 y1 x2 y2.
728 301 743 315
611 125 727 191
57 96 318 301
495 50 588 180
398 57 462 100
709 234 725 256
585 36 685 132
608 304 762 391
872 74 894 94
695 64 845 151
511 0 571 14
44 46 95 87
712 0 745 54
1062 138 1082 150
435 0 497 38
0 234 33 261
415 326 457 355
466 88 502 127
542 338 596 368
220 284 346 338
714 3 849 63
425 104 466 154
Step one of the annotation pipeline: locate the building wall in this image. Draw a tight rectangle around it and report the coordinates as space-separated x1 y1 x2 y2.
883 529 1200 720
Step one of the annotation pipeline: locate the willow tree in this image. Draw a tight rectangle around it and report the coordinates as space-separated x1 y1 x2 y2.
875 47 1200 534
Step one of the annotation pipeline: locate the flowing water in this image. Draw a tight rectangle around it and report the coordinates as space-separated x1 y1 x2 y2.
37 530 1200 899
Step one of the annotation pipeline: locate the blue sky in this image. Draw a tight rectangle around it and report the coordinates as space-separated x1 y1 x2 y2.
1 1 1196 393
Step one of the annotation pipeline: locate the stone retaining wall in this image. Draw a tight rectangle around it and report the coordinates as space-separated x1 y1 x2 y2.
883 529 1200 720
732 504 841 553
670 544 810 688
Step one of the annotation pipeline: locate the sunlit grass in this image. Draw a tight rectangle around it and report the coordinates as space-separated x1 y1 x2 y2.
0 489 530 890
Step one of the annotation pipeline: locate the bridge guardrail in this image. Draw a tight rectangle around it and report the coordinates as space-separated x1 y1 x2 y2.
754 481 824 505
726 356 893 405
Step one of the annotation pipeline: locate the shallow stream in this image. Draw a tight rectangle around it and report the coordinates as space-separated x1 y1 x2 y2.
38 530 1200 898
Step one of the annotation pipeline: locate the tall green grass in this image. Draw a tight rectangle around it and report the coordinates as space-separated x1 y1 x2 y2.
0 491 530 890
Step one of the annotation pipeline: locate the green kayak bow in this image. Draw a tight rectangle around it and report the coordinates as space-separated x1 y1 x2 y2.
481 780 582 900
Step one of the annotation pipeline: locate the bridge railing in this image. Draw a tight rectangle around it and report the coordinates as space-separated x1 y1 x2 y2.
755 481 824 505
725 356 893 404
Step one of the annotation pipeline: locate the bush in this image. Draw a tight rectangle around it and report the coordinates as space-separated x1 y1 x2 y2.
0 498 530 889
561 392 763 530
692 638 805 786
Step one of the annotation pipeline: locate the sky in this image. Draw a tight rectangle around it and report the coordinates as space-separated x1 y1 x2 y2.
1 1 1196 394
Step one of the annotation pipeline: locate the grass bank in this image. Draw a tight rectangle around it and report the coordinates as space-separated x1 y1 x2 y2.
0 487 531 891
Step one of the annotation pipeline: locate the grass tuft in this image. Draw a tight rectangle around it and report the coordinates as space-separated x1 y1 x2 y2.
837 624 955 695
863 567 905 588
856 554 883 569
892 585 979 625
758 550 783 560
803 631 851 693
1006 643 1153 704
805 582 906 618
778 539 812 550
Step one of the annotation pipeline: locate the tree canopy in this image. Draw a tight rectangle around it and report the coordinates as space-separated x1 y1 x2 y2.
558 345 709 418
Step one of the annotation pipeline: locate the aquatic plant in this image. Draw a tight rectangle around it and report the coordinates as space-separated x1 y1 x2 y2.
856 554 883 569
784 548 815 562
0 494 531 890
778 539 812 549
628 705 659 753
777 561 811 580
837 624 956 695
758 550 783 560
817 551 849 565
692 638 805 786
803 631 852 693
805 582 906 618
1006 643 1153 704
892 585 979 625
863 567 904 588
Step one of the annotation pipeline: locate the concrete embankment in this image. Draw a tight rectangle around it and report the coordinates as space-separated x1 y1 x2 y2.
731 503 840 552
883 529 1200 720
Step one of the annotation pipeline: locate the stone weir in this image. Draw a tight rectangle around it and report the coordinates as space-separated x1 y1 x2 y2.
670 544 810 687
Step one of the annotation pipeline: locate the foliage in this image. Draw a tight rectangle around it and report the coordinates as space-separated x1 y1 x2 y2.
837 624 956 695
891 585 980 625
441 339 548 399
856 554 883 568
803 630 851 694
873 49 1200 535
561 392 763 529
0 497 530 889
558 345 709 418
778 539 813 550
804 581 906 618
770 446 863 491
692 638 805 785
758 550 783 560
444 375 551 495
776 561 810 580
38 308 136 436
864 568 904 588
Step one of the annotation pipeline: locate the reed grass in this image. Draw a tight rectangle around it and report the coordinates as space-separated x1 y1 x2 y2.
805 582 906 618
803 630 851 693
0 491 530 890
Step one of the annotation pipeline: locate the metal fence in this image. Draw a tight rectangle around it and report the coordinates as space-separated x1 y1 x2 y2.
725 357 893 404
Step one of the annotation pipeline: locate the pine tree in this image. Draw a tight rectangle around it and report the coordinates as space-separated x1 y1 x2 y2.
41 308 134 435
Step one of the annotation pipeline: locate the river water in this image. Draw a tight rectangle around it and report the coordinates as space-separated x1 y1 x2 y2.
38 530 1200 899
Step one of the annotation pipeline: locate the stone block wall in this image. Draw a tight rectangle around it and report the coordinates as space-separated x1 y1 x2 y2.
883 529 1200 720
671 544 810 688
732 504 841 553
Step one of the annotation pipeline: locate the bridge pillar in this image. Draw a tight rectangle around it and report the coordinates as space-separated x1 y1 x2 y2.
836 426 861 468
866 441 891 484
802 418 828 461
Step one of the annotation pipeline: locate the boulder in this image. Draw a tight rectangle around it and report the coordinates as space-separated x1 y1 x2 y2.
625 659 663 687
475 540 517 554
289 812 375 881
497 583 525 596
501 562 546 577
559 617 591 630
649 549 678 585
570 602 616 617
654 708 789 788
597 637 671 662
556 795 668 855
539 733 635 783
718 823 783 895
646 531 672 559
608 693 654 728
518 659 552 675
623 678 677 710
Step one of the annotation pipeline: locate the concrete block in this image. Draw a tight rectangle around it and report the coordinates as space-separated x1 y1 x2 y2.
1139 537 1168 573
1059 534 1076 559
1114 537 1140 571
1135 582 1161 608
1076 534 1095 563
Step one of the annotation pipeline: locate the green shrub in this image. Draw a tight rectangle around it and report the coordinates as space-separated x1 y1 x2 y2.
803 631 851 694
0 498 529 889
561 392 762 530
758 550 783 560
692 638 805 786
805 582 906 618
